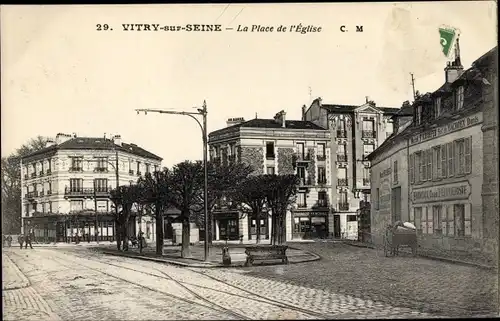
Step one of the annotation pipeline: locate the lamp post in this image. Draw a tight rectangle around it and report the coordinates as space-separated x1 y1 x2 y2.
135 100 210 262
86 148 120 243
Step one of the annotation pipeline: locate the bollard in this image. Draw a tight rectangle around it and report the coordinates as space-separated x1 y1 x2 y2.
222 246 231 266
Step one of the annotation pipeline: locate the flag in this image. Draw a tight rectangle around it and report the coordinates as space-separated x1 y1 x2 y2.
439 26 457 57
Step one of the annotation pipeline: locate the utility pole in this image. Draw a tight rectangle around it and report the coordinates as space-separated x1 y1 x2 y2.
136 100 210 262
410 73 416 100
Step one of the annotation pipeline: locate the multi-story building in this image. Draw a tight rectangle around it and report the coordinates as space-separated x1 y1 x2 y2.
208 111 331 241
368 43 498 264
303 98 399 239
20 133 162 243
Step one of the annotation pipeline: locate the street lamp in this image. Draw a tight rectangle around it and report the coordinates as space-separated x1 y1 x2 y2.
86 147 120 244
135 100 210 262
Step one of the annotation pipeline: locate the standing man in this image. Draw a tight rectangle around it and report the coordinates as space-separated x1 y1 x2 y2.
18 234 24 249
24 230 33 249
7 235 12 247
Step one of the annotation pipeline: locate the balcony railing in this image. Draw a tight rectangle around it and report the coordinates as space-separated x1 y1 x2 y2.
31 173 37 178
69 167 83 172
39 171 44 176
363 178 370 186
338 178 348 186
362 130 376 138
129 170 134 175
46 190 52 195
317 154 326 161
39 191 45 197
339 203 350 211
266 153 275 160
24 174 29 180
294 152 311 162
26 191 38 198
64 187 111 197
46 169 52 175
297 202 307 208
94 167 109 172
298 177 312 187
337 130 347 138
317 178 327 185
337 154 348 162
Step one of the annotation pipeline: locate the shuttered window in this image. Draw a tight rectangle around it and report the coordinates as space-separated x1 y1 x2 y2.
427 149 432 181
441 144 447 178
409 153 415 184
465 136 472 174
447 142 454 177
420 151 426 182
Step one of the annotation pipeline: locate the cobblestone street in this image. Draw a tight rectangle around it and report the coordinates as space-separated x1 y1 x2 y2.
2 245 444 320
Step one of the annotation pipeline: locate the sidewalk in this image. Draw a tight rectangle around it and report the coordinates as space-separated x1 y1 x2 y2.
342 240 497 270
2 253 30 290
100 242 321 268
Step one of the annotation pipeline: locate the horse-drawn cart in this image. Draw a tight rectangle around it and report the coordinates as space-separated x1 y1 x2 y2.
383 223 418 257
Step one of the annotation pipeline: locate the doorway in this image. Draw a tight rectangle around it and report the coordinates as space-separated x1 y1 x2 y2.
391 187 402 223
334 215 341 238
219 219 239 240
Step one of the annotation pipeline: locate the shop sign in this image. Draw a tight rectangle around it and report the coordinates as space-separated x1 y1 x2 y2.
379 167 392 179
411 181 471 203
410 112 482 146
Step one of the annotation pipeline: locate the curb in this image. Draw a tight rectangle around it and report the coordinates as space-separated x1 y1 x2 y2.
342 241 497 270
101 249 321 268
3 254 31 290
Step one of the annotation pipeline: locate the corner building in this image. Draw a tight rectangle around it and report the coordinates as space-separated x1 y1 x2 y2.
20 133 162 243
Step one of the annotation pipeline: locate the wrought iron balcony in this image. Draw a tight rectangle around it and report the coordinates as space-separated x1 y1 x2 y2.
69 167 83 172
64 187 110 197
339 203 350 211
313 200 329 209
266 153 276 160
317 177 327 185
26 191 38 199
298 177 312 187
129 170 134 175
31 173 37 178
39 171 44 176
46 169 52 175
363 178 370 186
362 130 376 139
94 167 108 172
337 130 347 138
337 178 348 186
317 154 326 161
337 154 348 162
294 152 311 162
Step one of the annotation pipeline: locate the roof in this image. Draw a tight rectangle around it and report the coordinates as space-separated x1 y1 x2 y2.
472 46 498 67
22 137 163 161
366 122 413 161
320 104 400 115
209 118 326 137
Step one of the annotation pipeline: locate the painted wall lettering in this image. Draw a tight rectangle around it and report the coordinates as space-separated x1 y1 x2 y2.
411 181 471 203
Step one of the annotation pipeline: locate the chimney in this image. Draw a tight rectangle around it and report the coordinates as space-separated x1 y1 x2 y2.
46 139 56 147
273 110 286 128
226 117 245 127
445 36 464 83
302 105 307 121
55 133 72 145
113 134 122 146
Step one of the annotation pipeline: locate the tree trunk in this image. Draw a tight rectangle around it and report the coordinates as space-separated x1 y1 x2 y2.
155 209 164 255
271 212 277 245
115 221 122 251
181 217 192 258
207 211 213 246
256 213 261 244
122 220 129 252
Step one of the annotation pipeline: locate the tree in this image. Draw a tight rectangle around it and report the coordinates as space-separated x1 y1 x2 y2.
1 136 48 234
230 175 268 244
110 184 140 251
168 161 204 258
192 161 253 247
137 169 170 255
264 174 300 245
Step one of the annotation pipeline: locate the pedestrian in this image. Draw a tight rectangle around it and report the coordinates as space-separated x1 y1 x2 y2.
7 235 12 247
18 234 24 249
24 232 33 249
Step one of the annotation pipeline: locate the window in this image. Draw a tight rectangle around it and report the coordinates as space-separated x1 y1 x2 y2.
409 153 415 184
363 144 374 155
318 191 328 207
317 143 326 159
435 97 442 117
339 119 346 132
266 166 275 175
441 206 454 236
97 201 108 213
297 166 306 184
393 160 398 183
456 86 464 110
94 179 108 192
154 165 158 172
70 157 83 171
455 139 465 175
454 204 471 237
419 208 433 234
297 192 307 208
47 182 52 194
426 149 432 181
416 151 425 182
266 142 275 158
337 167 347 185
145 164 151 173
96 157 108 171
136 161 141 173
339 191 348 210
464 136 472 174
338 143 346 155
318 167 326 184
70 200 84 212
296 142 305 156
229 143 236 156
347 215 357 222
375 188 380 210
432 146 441 180
69 179 83 192
362 119 374 131
433 205 443 234
447 142 454 177
386 121 394 136
441 144 448 178
414 207 422 231
363 166 370 185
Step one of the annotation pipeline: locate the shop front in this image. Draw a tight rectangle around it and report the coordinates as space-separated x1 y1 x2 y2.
292 211 329 239
247 213 269 241
214 211 240 241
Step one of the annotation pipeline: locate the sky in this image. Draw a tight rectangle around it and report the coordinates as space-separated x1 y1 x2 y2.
1 2 497 167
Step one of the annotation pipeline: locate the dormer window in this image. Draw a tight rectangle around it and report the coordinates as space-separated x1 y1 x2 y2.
434 97 442 117
456 86 464 110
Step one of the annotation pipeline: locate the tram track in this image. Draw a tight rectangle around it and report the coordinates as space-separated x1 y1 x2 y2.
61 249 334 319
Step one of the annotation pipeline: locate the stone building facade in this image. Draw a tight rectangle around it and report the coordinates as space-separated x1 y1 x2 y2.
368 44 498 264
303 98 399 239
208 112 331 241
20 133 162 243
